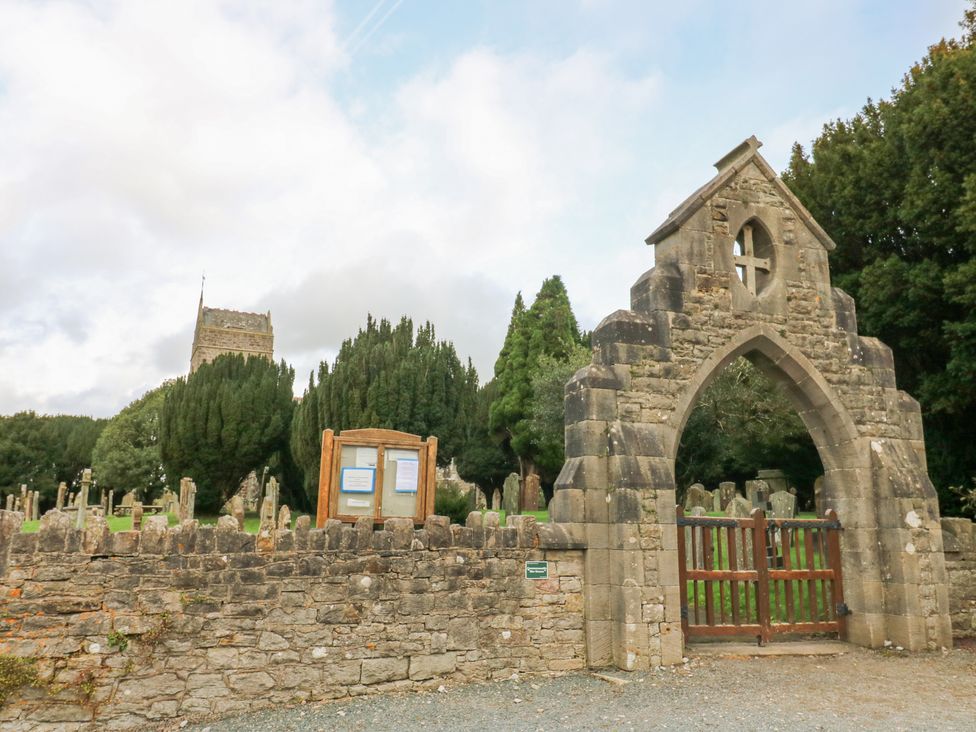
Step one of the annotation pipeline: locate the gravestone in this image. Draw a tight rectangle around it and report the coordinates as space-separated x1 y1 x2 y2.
132 502 144 531
266 477 280 522
756 469 788 495
523 473 543 512
813 475 825 517
4 494 12 511
32 491 40 521
56 482 67 510
769 491 796 519
683 483 710 511
688 506 706 517
178 477 196 522
76 468 92 530
259 493 275 532
502 473 520 516
231 494 246 531
277 504 291 531
711 489 721 512
475 488 487 510
107 489 114 519
492 488 501 510
745 479 769 509
718 481 736 510
725 494 751 518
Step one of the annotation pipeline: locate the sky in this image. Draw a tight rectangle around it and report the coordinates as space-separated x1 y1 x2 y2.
0 0 969 417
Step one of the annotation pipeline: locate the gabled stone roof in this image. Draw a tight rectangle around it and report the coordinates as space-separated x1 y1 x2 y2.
645 135 836 251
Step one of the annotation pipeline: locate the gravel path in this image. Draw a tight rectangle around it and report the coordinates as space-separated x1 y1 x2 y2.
182 645 976 732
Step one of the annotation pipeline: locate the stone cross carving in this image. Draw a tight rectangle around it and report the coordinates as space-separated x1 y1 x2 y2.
733 224 770 295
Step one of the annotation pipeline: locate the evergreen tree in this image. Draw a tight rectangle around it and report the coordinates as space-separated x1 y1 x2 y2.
455 378 518 501
160 354 295 512
783 4 976 511
489 276 584 498
92 382 171 500
289 316 478 504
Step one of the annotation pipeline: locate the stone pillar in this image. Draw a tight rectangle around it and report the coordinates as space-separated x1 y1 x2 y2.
76 468 92 530
231 494 245 531
56 482 67 510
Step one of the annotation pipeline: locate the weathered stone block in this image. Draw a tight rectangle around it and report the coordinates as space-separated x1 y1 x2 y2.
408 652 457 680
361 657 408 684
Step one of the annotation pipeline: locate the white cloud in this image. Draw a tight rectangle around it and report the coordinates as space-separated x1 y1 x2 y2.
0 1 660 416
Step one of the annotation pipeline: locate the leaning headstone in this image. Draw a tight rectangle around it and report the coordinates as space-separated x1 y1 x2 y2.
683 483 710 511
120 491 135 510
502 473 520 516
132 502 144 531
769 491 797 519
745 479 770 509
814 475 826 517
523 473 543 512
725 495 751 518
56 482 67 510
492 488 501 510
718 481 736 510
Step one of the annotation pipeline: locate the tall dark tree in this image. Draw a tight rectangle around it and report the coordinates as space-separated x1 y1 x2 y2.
783 5 976 511
0 412 106 508
160 354 295 512
290 316 478 504
455 378 518 501
489 276 585 492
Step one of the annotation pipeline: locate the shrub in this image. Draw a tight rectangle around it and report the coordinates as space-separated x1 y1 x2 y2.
434 483 470 526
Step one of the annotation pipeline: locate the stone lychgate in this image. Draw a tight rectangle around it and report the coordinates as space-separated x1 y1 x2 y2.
551 135 951 669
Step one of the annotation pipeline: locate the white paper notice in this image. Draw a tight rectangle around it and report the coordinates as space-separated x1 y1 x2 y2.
355 448 377 468
394 459 419 493
341 467 375 493
347 498 370 508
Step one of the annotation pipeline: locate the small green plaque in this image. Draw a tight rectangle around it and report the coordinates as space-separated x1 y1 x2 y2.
525 560 549 580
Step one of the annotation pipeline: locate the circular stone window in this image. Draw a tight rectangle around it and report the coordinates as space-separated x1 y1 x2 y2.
732 220 773 295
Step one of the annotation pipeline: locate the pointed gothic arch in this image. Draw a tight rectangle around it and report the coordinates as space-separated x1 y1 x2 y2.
552 135 951 671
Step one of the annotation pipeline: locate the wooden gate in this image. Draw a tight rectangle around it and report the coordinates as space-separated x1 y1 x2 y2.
676 507 846 645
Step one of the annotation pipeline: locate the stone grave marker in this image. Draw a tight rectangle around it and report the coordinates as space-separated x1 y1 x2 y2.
725 495 754 567
231 494 246 531
814 475 825 517
4 494 12 511
769 491 796 519
745 479 770 509
756 469 788 495
56 482 67 510
491 488 501 510
132 502 144 531
688 506 706 517
711 489 721 512
76 468 92 529
277 504 291 531
502 473 520 516
32 491 40 521
718 481 736 510
684 483 710 511
725 494 751 518
524 473 542 511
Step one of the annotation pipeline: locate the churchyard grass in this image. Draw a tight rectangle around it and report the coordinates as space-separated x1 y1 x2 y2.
18 513 299 534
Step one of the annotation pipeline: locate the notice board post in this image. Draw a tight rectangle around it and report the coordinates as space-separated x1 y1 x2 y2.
316 428 438 527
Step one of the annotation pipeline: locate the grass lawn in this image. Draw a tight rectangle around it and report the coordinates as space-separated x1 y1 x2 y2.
18 510 548 534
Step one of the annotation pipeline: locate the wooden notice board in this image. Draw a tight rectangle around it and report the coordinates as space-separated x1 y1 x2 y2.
316 428 438 527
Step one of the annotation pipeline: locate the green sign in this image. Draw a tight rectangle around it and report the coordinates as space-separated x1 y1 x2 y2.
525 560 549 580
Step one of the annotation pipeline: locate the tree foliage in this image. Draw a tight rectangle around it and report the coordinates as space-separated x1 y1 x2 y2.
454 379 518 500
489 276 586 487
160 354 295 513
0 412 105 506
290 316 479 503
91 382 171 500
783 6 976 511
676 358 822 501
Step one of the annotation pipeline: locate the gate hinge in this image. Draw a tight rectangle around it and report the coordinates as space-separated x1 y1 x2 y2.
836 602 852 617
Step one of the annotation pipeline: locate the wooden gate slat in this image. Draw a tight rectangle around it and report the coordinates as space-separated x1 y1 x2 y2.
678 508 845 645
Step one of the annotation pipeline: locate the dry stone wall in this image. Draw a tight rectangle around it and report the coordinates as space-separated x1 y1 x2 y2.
0 509 586 731
942 517 976 637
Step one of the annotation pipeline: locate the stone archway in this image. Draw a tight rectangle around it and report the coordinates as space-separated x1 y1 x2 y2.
551 136 951 670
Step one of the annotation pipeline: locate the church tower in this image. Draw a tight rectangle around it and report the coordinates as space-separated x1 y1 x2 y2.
189 290 274 373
